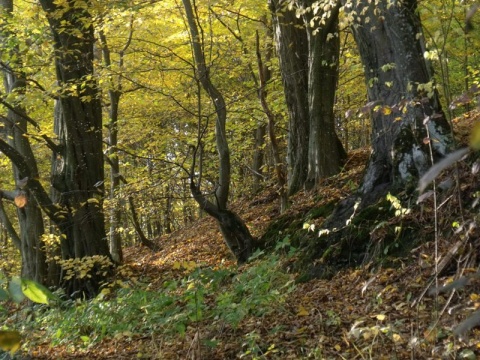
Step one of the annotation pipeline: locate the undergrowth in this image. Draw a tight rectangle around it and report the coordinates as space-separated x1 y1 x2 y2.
8 249 295 356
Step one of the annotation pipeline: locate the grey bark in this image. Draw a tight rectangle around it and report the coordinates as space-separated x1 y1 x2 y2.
39 0 112 297
269 0 309 195
347 0 453 206
301 1 346 187
0 0 47 284
269 0 346 194
255 30 288 212
310 0 454 272
182 0 254 263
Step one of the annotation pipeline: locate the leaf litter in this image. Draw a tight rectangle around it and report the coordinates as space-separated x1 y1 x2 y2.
16 113 480 359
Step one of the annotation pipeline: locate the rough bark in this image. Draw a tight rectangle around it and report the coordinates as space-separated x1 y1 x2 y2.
306 0 454 276
301 1 347 188
269 0 309 195
348 0 452 207
39 0 112 297
269 0 346 194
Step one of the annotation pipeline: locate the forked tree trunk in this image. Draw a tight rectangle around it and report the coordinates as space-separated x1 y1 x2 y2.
269 0 346 194
182 0 254 263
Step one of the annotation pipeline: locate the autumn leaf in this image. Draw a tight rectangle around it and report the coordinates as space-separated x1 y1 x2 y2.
381 106 392 115
0 330 21 355
14 193 27 208
469 121 480 150
297 305 309 316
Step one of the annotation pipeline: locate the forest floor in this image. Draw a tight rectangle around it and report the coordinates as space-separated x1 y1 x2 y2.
5 114 480 359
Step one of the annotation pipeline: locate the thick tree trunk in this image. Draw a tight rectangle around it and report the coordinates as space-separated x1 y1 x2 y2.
348 0 452 206
306 0 454 277
301 1 346 187
269 0 346 194
39 0 112 297
269 0 309 195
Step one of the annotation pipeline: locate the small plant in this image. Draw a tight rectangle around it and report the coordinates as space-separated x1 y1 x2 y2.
0 273 59 356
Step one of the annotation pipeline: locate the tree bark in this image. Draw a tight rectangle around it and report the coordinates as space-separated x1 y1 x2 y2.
307 0 454 276
98 26 128 264
269 0 310 195
0 0 47 284
255 29 288 212
182 0 254 263
269 0 346 194
301 1 346 187
347 0 452 206
39 0 112 297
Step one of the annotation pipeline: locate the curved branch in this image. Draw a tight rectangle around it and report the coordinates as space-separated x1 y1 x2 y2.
0 138 60 223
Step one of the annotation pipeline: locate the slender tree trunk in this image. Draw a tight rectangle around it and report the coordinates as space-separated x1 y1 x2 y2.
252 124 266 193
0 0 47 284
255 29 288 212
98 26 129 264
182 0 254 263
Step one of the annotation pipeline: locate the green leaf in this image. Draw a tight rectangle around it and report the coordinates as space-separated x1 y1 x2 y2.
21 278 56 305
8 277 25 303
0 288 9 301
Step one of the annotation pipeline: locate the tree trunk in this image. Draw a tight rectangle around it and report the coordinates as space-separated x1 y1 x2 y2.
269 0 346 194
255 29 288 212
182 0 254 263
98 27 127 264
0 0 47 284
39 0 112 297
269 0 310 195
301 1 346 188
252 124 266 194
306 0 454 276
348 0 452 205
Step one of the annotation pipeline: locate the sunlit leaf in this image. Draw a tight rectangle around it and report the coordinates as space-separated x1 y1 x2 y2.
21 278 57 304
469 122 480 150
297 305 309 316
381 106 391 115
